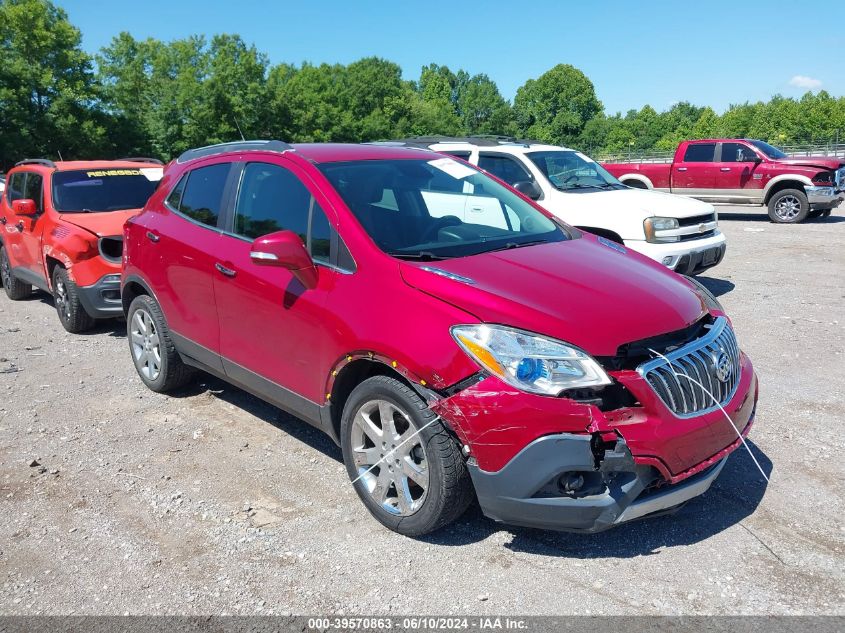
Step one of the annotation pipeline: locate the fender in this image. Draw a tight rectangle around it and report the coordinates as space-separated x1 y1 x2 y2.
43 230 97 285
618 174 654 189
324 351 433 406
762 174 813 198
121 272 162 312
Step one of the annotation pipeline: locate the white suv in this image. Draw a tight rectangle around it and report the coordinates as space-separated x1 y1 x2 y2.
392 137 727 274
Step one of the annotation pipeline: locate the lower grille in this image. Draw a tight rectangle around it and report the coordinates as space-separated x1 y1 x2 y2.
637 317 741 418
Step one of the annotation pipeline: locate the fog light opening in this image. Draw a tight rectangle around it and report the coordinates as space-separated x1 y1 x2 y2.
558 472 585 494
662 256 675 266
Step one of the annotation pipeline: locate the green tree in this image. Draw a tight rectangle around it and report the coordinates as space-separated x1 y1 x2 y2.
513 64 602 145
0 0 106 168
455 73 513 135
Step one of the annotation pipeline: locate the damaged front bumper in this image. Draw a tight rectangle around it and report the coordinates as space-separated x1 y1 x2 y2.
430 352 758 533
467 433 732 533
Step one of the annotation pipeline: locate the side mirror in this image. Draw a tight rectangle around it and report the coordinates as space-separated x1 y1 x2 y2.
513 180 542 200
249 230 318 290
12 199 37 215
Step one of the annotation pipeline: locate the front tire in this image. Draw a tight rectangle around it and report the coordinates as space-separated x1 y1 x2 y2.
341 375 473 536
0 245 32 300
127 294 194 392
52 266 95 333
768 188 809 223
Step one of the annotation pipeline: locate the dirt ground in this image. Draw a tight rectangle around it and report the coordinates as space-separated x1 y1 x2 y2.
0 205 843 616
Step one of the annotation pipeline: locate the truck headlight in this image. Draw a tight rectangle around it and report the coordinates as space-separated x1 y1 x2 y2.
450 324 611 396
644 216 680 243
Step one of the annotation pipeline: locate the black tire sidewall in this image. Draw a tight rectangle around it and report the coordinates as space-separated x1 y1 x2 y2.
340 377 453 535
768 189 809 224
51 266 94 333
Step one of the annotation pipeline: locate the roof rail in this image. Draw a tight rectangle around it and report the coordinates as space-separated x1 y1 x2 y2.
385 136 546 148
15 158 57 169
118 157 164 165
176 140 293 164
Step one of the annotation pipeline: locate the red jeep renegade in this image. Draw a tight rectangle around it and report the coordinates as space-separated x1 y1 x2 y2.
122 140 758 536
0 158 162 332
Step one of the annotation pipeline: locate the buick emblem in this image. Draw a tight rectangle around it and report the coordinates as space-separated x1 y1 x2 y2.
714 351 732 383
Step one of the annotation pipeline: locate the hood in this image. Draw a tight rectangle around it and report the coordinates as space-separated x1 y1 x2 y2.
772 156 844 170
59 209 140 237
399 236 707 357
550 186 714 219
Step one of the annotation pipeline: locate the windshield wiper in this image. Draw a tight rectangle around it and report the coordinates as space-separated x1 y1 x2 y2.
557 183 602 191
485 239 549 253
387 251 449 261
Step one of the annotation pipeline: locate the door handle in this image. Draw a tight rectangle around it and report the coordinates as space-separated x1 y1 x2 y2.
676 167 688 172
145 231 160 243
720 167 731 172
215 262 237 278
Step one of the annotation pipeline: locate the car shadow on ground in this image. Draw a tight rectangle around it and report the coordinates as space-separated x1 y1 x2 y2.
170 375 771 558
169 375 343 461
31 291 126 337
423 440 772 558
694 276 735 297
717 210 845 223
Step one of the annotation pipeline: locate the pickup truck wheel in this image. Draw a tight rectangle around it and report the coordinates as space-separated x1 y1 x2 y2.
52 267 95 333
0 246 32 300
768 189 809 223
341 375 474 536
127 294 194 393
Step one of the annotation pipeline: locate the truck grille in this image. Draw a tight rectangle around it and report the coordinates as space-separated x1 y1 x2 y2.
637 317 741 418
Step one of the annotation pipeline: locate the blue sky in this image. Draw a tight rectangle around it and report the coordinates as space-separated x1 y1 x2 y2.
58 0 842 115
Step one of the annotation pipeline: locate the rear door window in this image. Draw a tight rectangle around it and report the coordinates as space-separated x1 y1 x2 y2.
173 163 230 227
682 143 716 162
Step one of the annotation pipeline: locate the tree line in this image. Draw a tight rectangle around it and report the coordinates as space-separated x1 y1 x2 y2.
2 0 844 171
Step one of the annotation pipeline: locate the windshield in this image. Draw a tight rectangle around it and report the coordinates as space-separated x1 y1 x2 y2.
525 150 623 191
52 168 162 213
747 140 787 159
319 158 568 260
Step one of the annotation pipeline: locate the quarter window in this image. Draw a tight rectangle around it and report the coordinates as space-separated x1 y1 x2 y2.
682 143 716 163
174 163 230 227
478 153 534 186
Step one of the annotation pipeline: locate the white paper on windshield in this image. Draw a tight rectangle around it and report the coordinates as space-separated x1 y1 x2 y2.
428 157 476 180
574 152 595 163
140 167 164 181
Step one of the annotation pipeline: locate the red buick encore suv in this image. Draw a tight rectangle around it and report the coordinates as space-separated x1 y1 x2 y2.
121 140 758 536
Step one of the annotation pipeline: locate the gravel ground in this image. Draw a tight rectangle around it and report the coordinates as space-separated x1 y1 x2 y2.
0 205 843 616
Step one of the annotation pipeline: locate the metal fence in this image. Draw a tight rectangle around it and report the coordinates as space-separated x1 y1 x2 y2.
598 143 845 163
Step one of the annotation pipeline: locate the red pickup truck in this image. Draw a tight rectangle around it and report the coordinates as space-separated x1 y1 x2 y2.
603 139 845 223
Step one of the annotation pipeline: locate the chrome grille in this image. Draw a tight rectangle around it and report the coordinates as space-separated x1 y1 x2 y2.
637 317 741 418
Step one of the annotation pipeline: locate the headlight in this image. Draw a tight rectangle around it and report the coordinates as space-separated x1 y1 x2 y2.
644 216 680 243
450 324 612 396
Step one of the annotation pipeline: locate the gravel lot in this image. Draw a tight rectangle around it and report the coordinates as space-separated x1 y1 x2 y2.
0 205 843 616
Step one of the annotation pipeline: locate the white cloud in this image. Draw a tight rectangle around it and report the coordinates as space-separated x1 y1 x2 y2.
789 75 822 90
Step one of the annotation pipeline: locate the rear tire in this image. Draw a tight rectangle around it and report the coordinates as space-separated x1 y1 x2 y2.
52 266 95 333
767 188 809 223
0 245 32 300
127 294 194 393
341 375 473 536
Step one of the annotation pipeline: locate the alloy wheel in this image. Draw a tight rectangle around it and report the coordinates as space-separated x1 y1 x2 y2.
350 399 429 516
775 195 801 221
130 308 161 381
54 278 70 320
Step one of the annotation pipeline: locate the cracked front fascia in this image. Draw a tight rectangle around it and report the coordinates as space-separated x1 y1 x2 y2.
430 375 608 472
